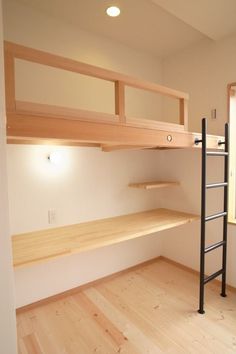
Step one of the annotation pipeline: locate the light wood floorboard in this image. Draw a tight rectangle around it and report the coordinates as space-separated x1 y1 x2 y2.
17 259 236 354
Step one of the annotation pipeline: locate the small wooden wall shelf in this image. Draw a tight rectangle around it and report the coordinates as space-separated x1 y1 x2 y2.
12 208 199 268
129 181 180 189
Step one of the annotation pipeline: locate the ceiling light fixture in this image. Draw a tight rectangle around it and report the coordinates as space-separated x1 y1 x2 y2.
106 6 121 17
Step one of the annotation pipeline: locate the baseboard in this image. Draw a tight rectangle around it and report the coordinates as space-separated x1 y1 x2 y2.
160 256 236 293
16 256 161 314
16 255 236 314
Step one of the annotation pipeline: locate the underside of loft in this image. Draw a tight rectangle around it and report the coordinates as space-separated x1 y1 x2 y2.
4 41 224 150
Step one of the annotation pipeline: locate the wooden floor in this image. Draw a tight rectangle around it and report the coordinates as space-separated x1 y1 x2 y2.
17 258 236 354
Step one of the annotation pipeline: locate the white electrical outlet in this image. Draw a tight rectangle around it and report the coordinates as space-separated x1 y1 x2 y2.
48 209 56 224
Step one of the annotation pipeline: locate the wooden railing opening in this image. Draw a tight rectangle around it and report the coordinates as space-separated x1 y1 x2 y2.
4 41 189 142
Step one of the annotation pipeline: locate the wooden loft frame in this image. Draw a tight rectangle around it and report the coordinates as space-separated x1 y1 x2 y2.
4 41 223 149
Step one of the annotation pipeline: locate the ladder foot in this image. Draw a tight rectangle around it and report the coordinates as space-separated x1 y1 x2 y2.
220 293 227 297
198 309 205 314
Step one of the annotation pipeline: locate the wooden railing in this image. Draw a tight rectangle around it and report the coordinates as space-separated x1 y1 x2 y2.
4 41 189 136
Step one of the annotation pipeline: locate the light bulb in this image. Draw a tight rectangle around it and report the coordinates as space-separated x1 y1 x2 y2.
48 151 62 166
106 6 121 17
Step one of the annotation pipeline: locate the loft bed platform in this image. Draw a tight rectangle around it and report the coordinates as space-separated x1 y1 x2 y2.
12 208 199 268
4 41 224 151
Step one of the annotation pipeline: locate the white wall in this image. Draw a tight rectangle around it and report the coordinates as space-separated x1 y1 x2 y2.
8 146 164 234
161 35 236 287
0 1 17 352
10 142 164 308
163 35 236 135
9 146 165 307
3 0 167 307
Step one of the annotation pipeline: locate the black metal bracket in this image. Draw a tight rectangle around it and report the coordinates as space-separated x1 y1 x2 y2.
195 138 202 145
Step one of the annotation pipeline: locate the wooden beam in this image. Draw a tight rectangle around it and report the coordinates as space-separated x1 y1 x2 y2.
127 117 184 132
7 137 101 147
7 112 224 150
102 145 155 152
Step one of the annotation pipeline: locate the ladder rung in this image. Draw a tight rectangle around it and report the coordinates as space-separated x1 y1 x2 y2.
204 240 225 254
204 269 224 284
205 211 227 222
206 151 228 156
206 182 228 189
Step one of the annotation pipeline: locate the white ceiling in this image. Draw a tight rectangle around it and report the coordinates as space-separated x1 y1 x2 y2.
152 0 236 40
10 0 236 58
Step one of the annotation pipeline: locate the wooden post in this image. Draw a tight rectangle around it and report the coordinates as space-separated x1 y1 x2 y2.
115 81 125 123
179 98 188 131
4 50 15 112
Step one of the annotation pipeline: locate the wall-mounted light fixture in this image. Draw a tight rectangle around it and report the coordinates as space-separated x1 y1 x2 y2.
48 151 62 166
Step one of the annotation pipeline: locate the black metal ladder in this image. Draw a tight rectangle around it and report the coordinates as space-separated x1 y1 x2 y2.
195 118 229 314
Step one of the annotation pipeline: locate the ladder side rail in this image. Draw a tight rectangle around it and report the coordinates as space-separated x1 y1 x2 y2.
198 118 207 314
221 123 229 297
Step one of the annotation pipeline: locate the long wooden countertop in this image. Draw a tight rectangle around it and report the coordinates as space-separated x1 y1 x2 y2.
12 208 199 268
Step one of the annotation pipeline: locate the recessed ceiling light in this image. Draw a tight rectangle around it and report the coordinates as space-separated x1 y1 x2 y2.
106 6 121 17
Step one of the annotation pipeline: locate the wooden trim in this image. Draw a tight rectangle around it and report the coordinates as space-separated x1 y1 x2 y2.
126 117 185 132
115 81 125 123
229 88 236 97
228 219 236 225
4 51 15 112
15 256 162 313
228 83 236 222
160 256 236 293
7 137 101 147
15 255 236 313
7 112 224 149
5 41 189 100
15 256 161 313
101 145 154 152
179 98 188 131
